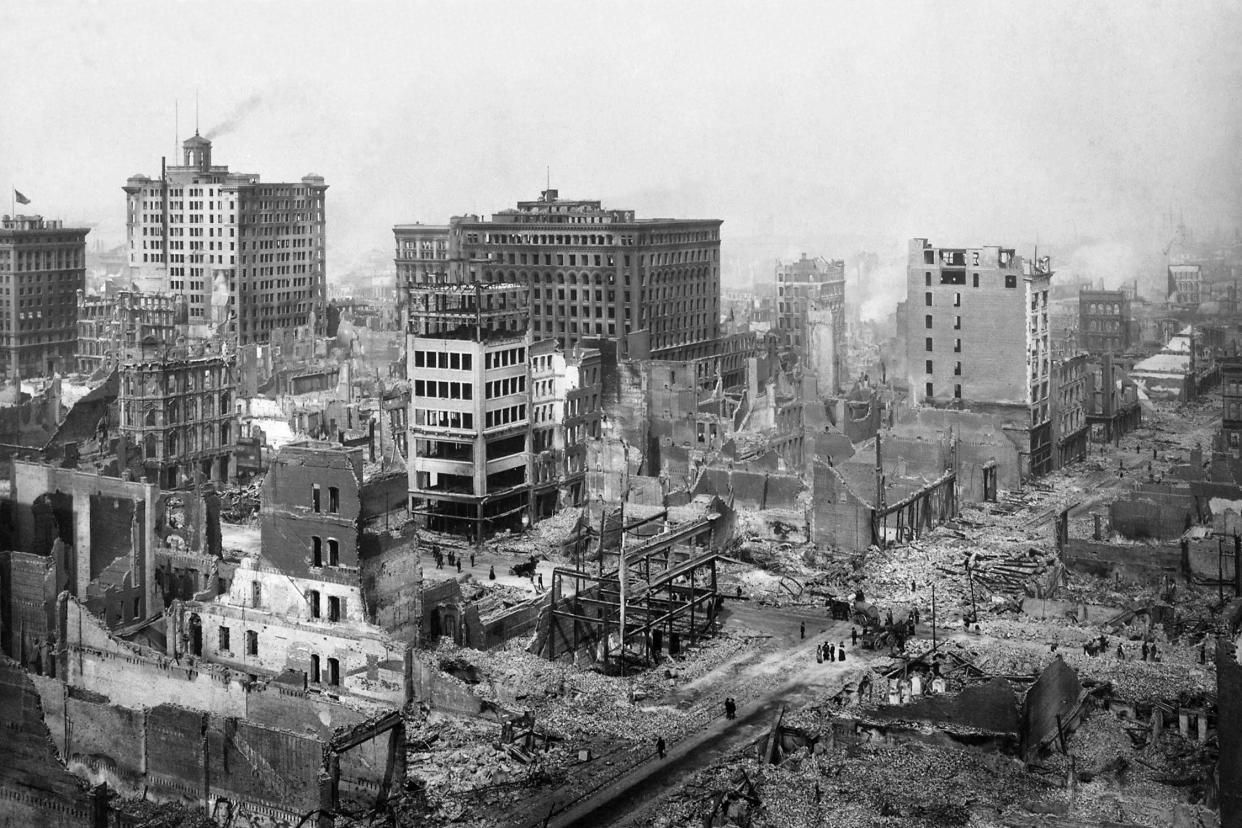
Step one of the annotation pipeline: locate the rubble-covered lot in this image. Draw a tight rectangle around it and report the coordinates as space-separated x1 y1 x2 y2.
646 709 1215 828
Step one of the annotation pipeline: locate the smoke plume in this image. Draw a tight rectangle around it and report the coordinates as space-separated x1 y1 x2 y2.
204 93 268 140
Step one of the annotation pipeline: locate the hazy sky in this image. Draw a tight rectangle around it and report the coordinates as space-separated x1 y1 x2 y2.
2 0 1240 285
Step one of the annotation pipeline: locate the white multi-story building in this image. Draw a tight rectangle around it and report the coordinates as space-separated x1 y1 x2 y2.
123 134 327 344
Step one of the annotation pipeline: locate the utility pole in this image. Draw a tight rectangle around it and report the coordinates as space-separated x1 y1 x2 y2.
618 528 627 677
931 582 937 652
965 555 978 624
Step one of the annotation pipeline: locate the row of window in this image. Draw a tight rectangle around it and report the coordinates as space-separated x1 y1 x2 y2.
486 375 525 399
216 625 341 684
413 409 473 430
414 379 473 400
485 404 527 429
411 349 473 370
486 347 526 370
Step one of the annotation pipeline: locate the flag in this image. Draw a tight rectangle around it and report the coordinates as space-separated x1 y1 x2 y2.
13 190 30 205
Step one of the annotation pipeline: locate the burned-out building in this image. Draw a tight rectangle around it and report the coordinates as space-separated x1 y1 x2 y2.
1051 352 1091 469
1220 356 1242 456
75 289 184 374
1087 351 1142 443
905 238 1055 478
173 441 417 691
775 254 846 397
0 214 89 380
1168 263 1203 306
1078 288 1134 354
118 343 238 488
406 279 533 538
6 461 161 656
530 341 602 518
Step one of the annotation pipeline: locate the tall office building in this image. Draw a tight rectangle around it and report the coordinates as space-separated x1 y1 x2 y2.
124 134 327 344
0 215 88 379
905 238 1054 477
395 190 722 360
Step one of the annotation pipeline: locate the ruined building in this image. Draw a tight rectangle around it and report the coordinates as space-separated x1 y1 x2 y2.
1219 356 1242 456
1087 351 1142 443
76 289 185 374
0 214 88 380
775 253 846 397
1079 288 1134 355
6 460 161 660
394 189 722 361
172 440 418 688
124 133 327 343
905 238 1054 478
530 341 603 518
1051 352 1091 469
118 343 238 487
1168 262 1203 306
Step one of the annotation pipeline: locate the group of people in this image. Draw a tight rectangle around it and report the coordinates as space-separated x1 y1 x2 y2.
429 544 476 573
723 696 737 719
816 640 847 663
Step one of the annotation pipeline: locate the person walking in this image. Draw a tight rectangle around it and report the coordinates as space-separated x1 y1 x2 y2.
851 627 858 646
656 737 666 759
488 565 496 581
838 641 846 662
800 621 806 640
816 643 823 663
538 572 545 590
470 552 476 568
1116 642 1125 660
1141 640 1149 661
456 559 462 573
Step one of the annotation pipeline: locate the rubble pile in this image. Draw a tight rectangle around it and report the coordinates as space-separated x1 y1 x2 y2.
219 482 261 523
1040 713 1217 825
651 737 1052 828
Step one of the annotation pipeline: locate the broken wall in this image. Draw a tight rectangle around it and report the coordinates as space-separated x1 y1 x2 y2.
0 658 101 828
46 694 326 821
11 461 158 622
1060 539 1182 583
477 594 546 650
811 460 872 553
1019 657 1084 763
0 550 60 672
409 656 484 716
261 443 363 577
360 522 422 644
887 409 1023 500
1108 482 1200 540
872 677 1020 734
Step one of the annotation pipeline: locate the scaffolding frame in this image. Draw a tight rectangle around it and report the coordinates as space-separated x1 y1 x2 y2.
543 516 721 662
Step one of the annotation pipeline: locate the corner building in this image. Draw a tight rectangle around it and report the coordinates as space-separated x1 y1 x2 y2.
406 280 533 538
124 134 326 343
397 190 722 360
905 238 1053 478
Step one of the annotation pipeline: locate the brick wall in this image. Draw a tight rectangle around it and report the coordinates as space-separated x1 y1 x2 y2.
0 658 99 828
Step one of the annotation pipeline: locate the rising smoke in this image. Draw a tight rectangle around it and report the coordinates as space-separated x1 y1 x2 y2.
204 93 269 141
